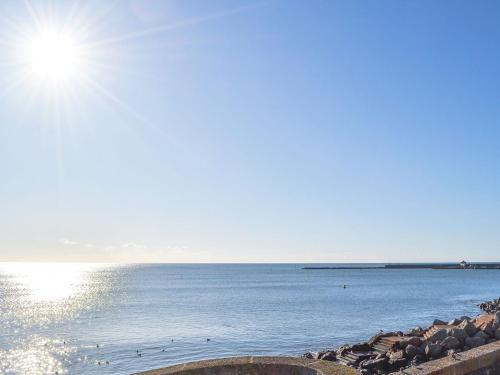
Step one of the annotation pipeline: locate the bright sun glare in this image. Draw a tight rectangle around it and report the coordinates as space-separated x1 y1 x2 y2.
26 31 82 82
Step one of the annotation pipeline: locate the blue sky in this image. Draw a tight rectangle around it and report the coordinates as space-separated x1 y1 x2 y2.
1 0 500 262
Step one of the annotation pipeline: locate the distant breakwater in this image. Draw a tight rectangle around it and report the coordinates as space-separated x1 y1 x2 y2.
303 262 500 270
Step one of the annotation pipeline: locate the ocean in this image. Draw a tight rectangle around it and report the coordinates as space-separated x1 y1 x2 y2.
0 263 499 374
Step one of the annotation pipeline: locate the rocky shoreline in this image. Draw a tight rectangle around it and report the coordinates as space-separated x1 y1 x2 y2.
304 299 500 375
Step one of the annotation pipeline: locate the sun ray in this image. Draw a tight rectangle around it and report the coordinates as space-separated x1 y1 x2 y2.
84 2 262 49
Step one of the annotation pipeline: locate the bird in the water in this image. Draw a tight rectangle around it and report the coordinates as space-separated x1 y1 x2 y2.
206 338 210 342
138 353 142 357
96 344 100 348
98 361 101 366
136 349 139 353
106 361 110 365
162 349 165 352
171 339 174 342
342 284 347 289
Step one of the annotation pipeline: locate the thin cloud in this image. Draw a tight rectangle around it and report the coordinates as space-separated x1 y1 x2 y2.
121 242 147 250
59 238 79 246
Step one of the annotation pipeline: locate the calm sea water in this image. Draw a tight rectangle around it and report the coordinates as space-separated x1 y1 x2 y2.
1 263 499 375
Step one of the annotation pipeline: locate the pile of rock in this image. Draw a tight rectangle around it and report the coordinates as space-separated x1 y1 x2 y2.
479 298 500 314
304 312 500 375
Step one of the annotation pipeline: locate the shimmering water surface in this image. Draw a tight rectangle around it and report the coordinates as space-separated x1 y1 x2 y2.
1 263 499 374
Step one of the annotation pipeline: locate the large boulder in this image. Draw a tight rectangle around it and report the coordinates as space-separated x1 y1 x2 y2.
474 330 490 341
482 321 495 337
495 311 500 325
303 352 319 359
446 328 468 343
465 336 485 349
425 343 443 358
389 350 405 361
408 337 422 347
441 336 461 350
360 357 387 370
351 342 371 352
319 351 336 361
495 328 500 340
433 319 447 326
427 329 449 343
404 326 424 337
411 355 426 366
405 344 423 358
458 320 477 337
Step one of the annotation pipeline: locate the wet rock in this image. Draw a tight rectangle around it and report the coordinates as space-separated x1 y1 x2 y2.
319 351 336 361
425 343 443 358
487 338 497 344
446 328 468 343
465 336 485 348
458 320 477 337
398 340 409 350
441 336 461 350
361 369 372 375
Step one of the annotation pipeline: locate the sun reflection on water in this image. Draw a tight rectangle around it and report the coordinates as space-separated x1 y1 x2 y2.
0 263 122 375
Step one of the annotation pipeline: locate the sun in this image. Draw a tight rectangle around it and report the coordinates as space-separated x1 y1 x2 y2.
26 30 83 83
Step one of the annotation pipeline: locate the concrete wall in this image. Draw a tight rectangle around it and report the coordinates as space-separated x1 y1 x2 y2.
134 356 357 375
404 341 500 375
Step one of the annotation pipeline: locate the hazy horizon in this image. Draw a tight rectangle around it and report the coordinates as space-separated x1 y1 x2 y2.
2 0 500 263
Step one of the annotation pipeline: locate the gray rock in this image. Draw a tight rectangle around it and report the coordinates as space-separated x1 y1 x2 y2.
433 319 447 326
408 337 421 347
465 336 485 349
441 336 461 350
487 338 497 344
389 351 405 361
446 328 468 343
351 342 371 352
483 321 495 337
398 340 409 349
427 329 449 343
460 316 472 322
448 318 461 326
495 328 500 340
425 343 443 358
495 311 500 325
388 358 407 370
303 352 319 359
404 326 424 337
411 355 426 366
405 344 422 358
474 330 490 340
319 351 336 361
458 320 477 337
360 357 387 370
